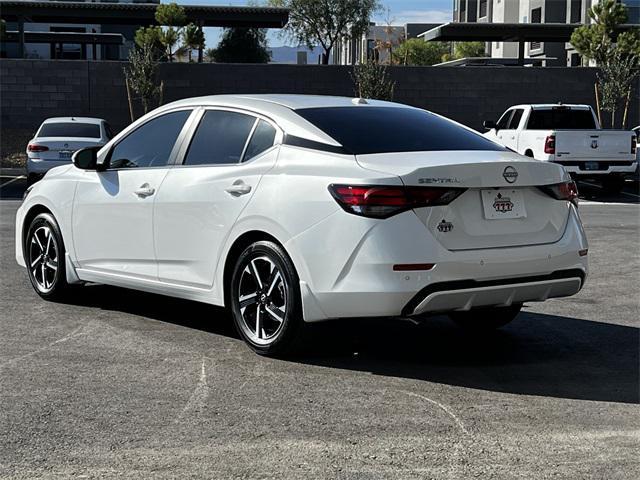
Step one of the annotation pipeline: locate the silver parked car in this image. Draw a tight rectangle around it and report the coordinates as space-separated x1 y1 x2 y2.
27 117 113 185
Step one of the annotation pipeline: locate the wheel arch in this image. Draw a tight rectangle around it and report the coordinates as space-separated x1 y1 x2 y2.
524 149 534 157
22 204 55 252
222 230 286 308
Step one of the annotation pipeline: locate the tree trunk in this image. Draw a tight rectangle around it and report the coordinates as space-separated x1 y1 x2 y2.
125 76 135 123
321 47 331 65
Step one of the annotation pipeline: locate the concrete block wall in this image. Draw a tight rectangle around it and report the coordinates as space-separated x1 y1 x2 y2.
2 60 638 144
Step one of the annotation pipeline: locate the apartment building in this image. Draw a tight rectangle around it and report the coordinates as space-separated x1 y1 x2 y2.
453 0 640 66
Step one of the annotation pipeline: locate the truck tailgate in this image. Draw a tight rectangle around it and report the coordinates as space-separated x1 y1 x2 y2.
555 130 634 160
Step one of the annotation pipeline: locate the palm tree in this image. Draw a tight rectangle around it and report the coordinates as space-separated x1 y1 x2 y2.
182 23 205 63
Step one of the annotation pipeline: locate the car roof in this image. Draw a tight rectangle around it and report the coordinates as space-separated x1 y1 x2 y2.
152 94 411 146
41 117 105 125
528 104 591 110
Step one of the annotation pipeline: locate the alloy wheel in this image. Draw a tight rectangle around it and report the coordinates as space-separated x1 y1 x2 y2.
28 225 59 293
237 255 287 345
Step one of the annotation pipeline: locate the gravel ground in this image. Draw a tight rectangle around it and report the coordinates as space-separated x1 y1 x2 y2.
0 194 638 479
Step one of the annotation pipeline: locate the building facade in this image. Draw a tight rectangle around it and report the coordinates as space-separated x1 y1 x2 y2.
452 0 640 66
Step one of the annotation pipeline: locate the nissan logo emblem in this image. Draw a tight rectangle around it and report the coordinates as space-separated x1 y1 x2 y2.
503 166 518 183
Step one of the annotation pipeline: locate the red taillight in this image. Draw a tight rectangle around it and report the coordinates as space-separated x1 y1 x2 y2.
329 184 466 219
27 143 49 153
632 135 637 155
538 181 579 205
544 135 556 154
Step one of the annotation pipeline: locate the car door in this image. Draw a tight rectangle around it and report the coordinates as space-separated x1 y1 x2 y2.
502 108 524 151
72 109 194 280
493 109 514 145
153 108 281 289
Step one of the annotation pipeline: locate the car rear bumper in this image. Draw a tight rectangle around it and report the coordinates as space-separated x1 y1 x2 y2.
552 160 637 176
402 270 584 316
27 157 71 175
294 204 588 322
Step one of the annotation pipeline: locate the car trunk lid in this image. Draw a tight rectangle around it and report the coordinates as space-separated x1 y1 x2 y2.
356 151 571 250
29 137 103 161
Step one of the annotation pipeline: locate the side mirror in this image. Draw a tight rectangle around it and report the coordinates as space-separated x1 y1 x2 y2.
72 146 102 170
483 120 497 130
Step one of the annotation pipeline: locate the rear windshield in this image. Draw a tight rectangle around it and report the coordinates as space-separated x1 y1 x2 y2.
527 108 596 130
38 122 101 138
295 106 505 155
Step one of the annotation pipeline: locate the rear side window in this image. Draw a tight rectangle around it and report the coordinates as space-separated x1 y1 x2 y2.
296 107 506 155
508 109 524 129
184 110 256 166
527 108 596 129
243 120 277 162
38 122 101 138
108 110 191 169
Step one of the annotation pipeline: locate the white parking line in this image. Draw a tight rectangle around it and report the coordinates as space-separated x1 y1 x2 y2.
0 175 26 186
579 201 639 206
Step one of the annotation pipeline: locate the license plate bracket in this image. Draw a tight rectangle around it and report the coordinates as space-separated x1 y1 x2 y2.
59 151 72 160
583 161 600 171
481 189 527 220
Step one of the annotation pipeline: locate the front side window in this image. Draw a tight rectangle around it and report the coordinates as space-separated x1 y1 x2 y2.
243 120 277 162
184 110 256 166
296 107 505 155
108 110 191 169
496 110 513 130
38 122 101 139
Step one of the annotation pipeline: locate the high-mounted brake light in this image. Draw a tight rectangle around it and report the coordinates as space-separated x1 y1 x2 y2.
328 184 466 219
632 135 637 155
538 181 579 206
27 143 49 153
544 135 556 154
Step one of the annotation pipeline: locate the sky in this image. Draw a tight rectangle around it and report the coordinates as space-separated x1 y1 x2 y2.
174 0 454 49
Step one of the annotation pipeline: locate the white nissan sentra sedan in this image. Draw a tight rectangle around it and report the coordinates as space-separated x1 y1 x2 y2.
26 117 113 185
16 95 588 355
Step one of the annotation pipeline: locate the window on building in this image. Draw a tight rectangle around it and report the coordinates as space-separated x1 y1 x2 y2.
50 26 85 60
479 0 488 18
570 0 582 23
530 7 542 50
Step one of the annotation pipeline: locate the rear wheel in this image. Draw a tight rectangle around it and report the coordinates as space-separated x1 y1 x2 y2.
449 304 522 331
229 241 303 356
25 212 70 300
601 176 626 194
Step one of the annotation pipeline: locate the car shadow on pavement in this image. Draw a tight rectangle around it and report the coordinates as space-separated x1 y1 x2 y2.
66 284 638 405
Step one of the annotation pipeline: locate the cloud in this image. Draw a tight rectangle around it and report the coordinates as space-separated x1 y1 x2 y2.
374 9 452 25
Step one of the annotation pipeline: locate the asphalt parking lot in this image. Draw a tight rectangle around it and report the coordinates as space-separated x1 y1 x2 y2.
0 177 638 479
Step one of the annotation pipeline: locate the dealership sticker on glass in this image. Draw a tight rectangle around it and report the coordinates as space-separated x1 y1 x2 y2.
481 189 527 220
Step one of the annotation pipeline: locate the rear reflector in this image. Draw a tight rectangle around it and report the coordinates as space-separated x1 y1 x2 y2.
537 181 579 205
544 135 556 154
393 263 435 271
329 184 466 219
578 249 588 257
27 143 49 153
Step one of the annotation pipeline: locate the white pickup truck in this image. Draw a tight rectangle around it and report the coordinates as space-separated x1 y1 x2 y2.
483 104 637 193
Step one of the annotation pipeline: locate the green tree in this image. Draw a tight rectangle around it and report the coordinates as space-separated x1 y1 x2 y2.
182 23 206 62
204 47 217 63
393 39 450 65
570 0 640 127
454 41 486 59
124 43 161 116
155 2 187 62
211 28 271 63
134 26 164 58
351 60 394 101
270 0 381 65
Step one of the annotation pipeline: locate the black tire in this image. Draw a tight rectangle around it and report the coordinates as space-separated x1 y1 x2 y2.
601 176 626 194
25 212 70 301
229 241 304 356
449 304 522 331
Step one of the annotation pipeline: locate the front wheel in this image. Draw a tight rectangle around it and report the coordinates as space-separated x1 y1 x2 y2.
449 304 522 331
25 212 70 300
229 241 303 356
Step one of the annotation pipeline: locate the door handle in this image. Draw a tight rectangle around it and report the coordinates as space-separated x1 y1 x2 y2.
225 182 252 196
134 183 155 198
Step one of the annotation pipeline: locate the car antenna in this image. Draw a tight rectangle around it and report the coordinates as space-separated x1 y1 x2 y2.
352 97 368 105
